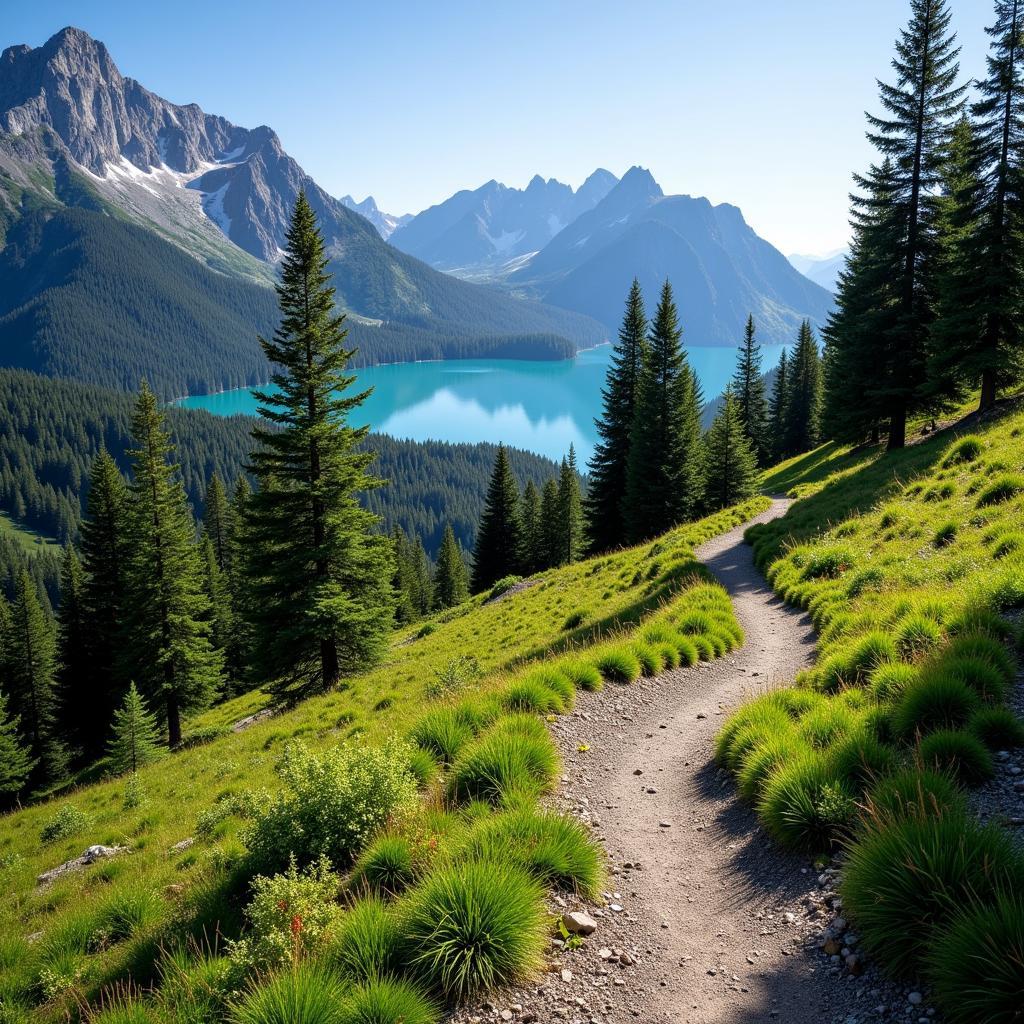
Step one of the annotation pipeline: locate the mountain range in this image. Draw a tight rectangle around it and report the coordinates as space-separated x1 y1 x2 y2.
391 166 835 347
339 194 411 239
389 169 619 273
787 250 846 292
0 28 604 395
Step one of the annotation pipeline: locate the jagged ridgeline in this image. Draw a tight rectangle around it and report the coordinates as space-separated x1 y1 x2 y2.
0 28 606 397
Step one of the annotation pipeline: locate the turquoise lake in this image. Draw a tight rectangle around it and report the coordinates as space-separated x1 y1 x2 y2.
175 344 786 463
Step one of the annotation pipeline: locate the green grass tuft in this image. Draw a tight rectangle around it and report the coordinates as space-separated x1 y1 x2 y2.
967 706 1024 749
595 648 641 684
403 860 545 1002
230 965 347 1024
446 726 560 805
326 896 403 983
339 978 439 1024
918 729 995 786
891 673 981 739
865 768 964 821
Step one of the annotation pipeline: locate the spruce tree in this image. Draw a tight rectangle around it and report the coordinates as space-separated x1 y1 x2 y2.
821 160 906 444
433 524 469 610
519 479 543 574
731 315 770 465
471 444 522 592
0 691 34 797
704 390 759 510
784 321 824 455
55 547 90 759
6 571 65 786
585 279 648 553
107 682 161 775
245 193 394 697
933 4 1024 409
768 348 790 461
203 474 233 575
865 0 965 448
391 527 418 624
201 534 234 686
556 445 584 565
624 281 704 541
539 477 561 571
121 383 220 746
79 449 130 734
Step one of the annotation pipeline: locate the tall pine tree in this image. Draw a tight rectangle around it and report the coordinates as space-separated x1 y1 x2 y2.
585 279 648 553
539 477 561 571
203 474 233 576
471 444 522 592
784 321 824 455
704 389 759 510
731 315 770 465
0 690 34 797
121 383 220 746
6 570 65 787
933 3 1024 408
78 449 130 739
556 445 584 566
55 547 90 760
518 479 543 574
865 0 965 448
624 281 704 541
245 193 394 697
433 524 469 610
768 348 791 461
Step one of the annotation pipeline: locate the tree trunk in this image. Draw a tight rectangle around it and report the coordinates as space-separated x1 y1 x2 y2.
321 638 340 688
166 691 181 748
979 367 998 411
887 404 907 451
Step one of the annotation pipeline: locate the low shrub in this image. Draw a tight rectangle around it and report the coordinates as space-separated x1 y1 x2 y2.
326 896 402 983
595 648 641 684
894 614 942 660
403 860 545 1001
918 729 995 786
446 726 560 805
339 979 439 1024
926 893 1024 1024
865 768 964 820
228 856 340 974
410 711 474 765
352 833 419 897
967 706 1024 749
230 964 347 1024
459 807 603 898
559 660 603 692
40 804 90 845
976 474 1024 506
243 742 419 872
841 810 1022 976
891 674 980 739
757 749 854 851
868 662 918 702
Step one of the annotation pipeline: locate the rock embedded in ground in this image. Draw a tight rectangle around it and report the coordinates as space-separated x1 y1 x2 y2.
563 911 598 935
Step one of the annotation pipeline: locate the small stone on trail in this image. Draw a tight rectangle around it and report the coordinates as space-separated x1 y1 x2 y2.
563 911 597 935
696 713 707 719
659 820 672 828
634 769 643 775
561 969 573 983
908 992 923 1006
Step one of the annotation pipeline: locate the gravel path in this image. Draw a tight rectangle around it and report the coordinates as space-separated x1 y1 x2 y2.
455 499 940 1024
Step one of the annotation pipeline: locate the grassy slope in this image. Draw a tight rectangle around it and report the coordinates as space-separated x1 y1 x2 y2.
0 496 768 1020
0 512 59 557
717 401 1024 1005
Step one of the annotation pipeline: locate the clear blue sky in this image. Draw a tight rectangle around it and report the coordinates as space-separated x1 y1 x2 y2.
3 0 996 255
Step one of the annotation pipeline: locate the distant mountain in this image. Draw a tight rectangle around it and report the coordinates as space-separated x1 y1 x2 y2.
505 166 835 347
389 169 619 273
339 194 411 239
788 250 846 292
0 28 606 394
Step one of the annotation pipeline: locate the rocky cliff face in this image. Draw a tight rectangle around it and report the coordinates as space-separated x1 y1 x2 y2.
0 26 376 263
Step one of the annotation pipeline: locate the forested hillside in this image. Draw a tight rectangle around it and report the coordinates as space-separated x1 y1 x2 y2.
0 369 560 594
